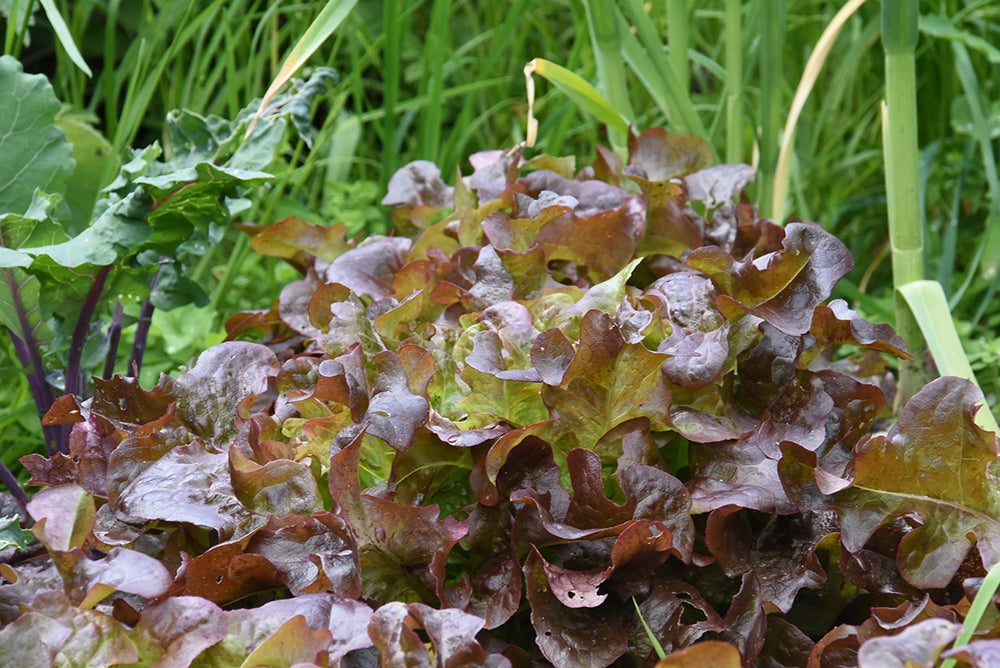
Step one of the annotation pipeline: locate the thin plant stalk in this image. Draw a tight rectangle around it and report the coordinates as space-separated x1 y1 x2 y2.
881 0 931 406
758 0 785 219
724 0 743 164
667 0 689 94
582 0 635 154
102 302 124 380
619 0 705 139
380 0 403 193
416 0 451 162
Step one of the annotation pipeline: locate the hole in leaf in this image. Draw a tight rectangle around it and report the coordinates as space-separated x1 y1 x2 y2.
679 602 707 624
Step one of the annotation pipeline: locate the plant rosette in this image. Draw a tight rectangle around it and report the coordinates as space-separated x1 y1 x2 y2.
4 129 998 668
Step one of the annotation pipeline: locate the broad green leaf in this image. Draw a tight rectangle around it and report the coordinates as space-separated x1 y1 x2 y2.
0 55 74 216
55 109 118 232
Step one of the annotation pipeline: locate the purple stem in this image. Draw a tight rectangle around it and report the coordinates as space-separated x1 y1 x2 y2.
8 332 61 457
0 459 29 509
128 262 164 378
4 262 61 456
64 265 112 410
103 302 124 379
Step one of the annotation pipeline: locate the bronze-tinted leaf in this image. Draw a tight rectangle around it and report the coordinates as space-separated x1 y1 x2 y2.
687 221 854 336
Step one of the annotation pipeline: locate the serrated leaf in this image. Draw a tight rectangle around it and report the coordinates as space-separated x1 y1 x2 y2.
0 516 33 551
833 378 1000 588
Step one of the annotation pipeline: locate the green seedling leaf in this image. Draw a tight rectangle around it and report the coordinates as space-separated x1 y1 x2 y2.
0 55 73 216
899 280 999 434
0 516 33 551
524 58 631 146
245 0 358 138
36 0 90 76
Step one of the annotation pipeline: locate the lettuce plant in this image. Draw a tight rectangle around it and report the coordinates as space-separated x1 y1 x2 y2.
3 127 999 667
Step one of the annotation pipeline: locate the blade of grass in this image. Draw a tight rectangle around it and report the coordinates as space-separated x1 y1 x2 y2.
949 39 1000 331
899 281 999 434
245 0 359 138
582 0 634 154
724 0 744 164
380 0 404 192
773 0 868 223
633 597 666 660
938 136 976 298
757 0 785 219
940 560 1000 668
37 0 91 76
619 0 707 140
523 58 630 149
416 0 451 162
667 0 689 93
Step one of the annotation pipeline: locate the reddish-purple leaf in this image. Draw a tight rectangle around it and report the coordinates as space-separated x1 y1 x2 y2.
533 196 646 282
249 216 351 264
382 160 455 209
856 618 962 668
630 581 725 658
370 602 511 668
838 378 1000 587
523 546 628 668
134 596 228 668
627 128 713 181
114 441 264 540
171 540 282 605
645 272 730 388
322 237 411 301
27 484 95 551
705 506 827 613
23 590 140 666
173 341 280 444
246 513 361 598
198 594 373 666
687 221 854 336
